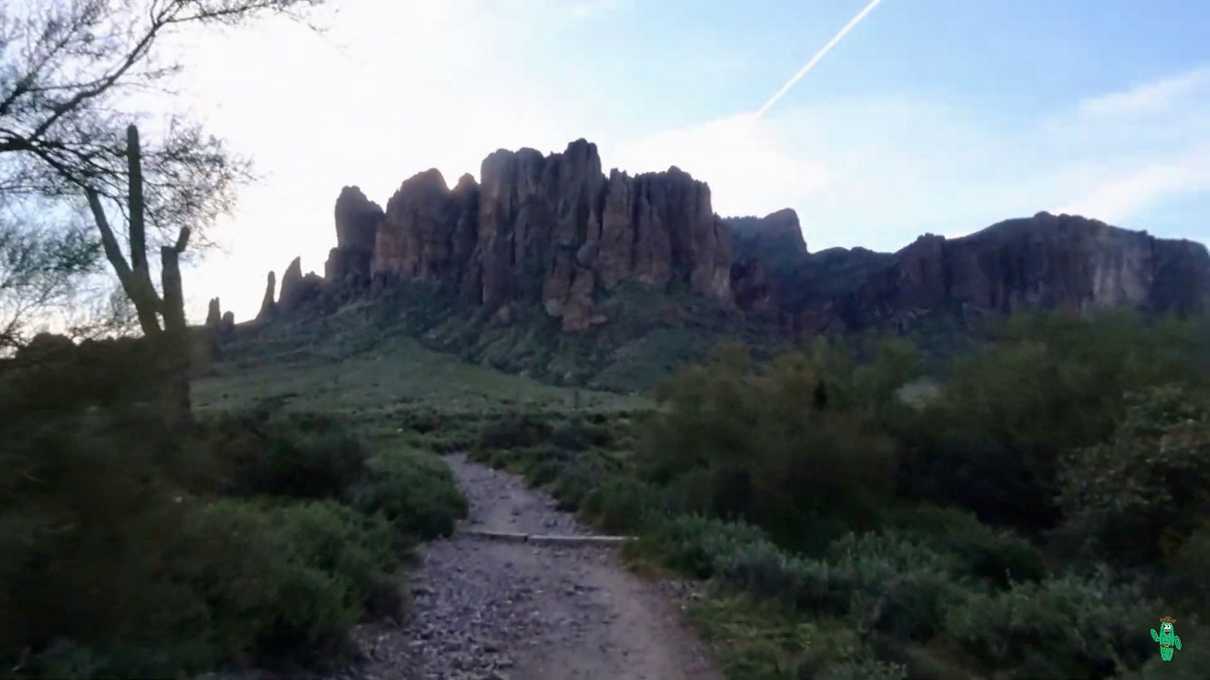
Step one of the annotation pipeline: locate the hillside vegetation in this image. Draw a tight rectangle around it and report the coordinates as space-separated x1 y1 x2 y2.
0 337 469 677
4 309 1208 679
468 311 1210 679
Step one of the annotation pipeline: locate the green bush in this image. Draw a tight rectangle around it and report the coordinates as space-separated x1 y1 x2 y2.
1170 522 1210 608
806 532 966 640
582 475 664 534
901 312 1210 531
204 413 370 501
1115 618 1210 679
169 500 365 663
713 536 813 603
943 570 1153 679
1056 385 1210 564
641 345 899 549
0 398 410 678
3 495 402 678
476 413 552 451
641 514 772 578
550 417 615 451
551 459 608 511
526 458 562 486
892 505 1047 586
347 447 467 539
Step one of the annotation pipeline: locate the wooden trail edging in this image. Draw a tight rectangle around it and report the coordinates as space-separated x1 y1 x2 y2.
461 529 635 545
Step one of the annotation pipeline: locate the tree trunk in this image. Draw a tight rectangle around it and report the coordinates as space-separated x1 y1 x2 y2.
86 188 162 337
158 227 192 426
84 123 193 427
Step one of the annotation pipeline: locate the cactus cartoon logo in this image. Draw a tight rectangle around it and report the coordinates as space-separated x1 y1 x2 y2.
1150 616 1182 662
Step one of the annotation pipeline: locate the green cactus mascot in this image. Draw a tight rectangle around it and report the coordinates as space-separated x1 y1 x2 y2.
1150 616 1182 662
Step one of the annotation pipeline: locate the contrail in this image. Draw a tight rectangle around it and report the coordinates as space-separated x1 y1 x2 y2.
755 0 884 118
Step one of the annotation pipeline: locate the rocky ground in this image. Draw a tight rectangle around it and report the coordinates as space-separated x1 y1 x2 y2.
336 453 720 680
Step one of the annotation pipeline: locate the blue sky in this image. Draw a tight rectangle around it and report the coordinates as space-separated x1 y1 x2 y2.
170 0 1210 321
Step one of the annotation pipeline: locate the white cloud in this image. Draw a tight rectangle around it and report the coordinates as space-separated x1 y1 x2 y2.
568 0 624 19
609 112 830 218
174 0 613 323
1080 67 1210 117
621 65 1210 251
1057 148 1210 221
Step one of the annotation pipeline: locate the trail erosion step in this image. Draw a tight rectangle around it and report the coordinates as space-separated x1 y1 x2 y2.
461 529 636 545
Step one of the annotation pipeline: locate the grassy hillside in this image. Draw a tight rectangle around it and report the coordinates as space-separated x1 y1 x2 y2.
196 334 647 418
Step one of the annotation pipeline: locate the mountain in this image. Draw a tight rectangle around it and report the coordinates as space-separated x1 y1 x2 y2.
322 139 730 332
238 139 1210 388
728 209 1210 335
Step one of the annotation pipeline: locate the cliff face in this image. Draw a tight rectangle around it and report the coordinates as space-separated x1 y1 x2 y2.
338 139 732 331
325 186 384 286
727 211 1210 334
299 142 1208 340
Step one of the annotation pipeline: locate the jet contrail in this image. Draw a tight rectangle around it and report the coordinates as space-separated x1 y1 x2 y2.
755 0 884 118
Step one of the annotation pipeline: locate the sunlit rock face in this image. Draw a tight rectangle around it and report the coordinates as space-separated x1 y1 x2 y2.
359 139 732 331
853 212 1210 323
308 140 1209 335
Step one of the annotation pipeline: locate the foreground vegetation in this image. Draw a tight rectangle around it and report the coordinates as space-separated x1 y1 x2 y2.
0 336 466 678
5 309 1208 679
469 311 1210 679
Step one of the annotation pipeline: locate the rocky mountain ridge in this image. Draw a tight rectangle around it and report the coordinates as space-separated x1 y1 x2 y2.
248 139 1210 371
320 139 731 332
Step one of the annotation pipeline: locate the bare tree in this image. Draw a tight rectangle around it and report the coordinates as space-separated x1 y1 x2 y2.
0 209 101 350
0 0 320 337
0 0 320 423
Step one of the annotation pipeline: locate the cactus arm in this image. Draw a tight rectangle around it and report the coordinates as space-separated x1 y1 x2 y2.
1151 628 1160 642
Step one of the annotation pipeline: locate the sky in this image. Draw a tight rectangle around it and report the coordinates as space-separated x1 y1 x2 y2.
166 0 1210 323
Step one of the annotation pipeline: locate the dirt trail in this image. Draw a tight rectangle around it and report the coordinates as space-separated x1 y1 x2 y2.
341 453 720 680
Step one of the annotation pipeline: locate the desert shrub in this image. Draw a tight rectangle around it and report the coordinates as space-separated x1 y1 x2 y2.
1115 619 1210 679
476 413 552 451
677 528 969 641
526 458 562 486
2 493 401 677
1055 384 1210 564
0 391 407 678
892 505 1047 586
713 536 814 603
1 335 166 414
347 447 467 539
167 500 366 663
943 570 1153 679
582 475 665 533
551 459 609 511
1169 522 1210 608
808 532 966 640
0 408 213 676
641 344 899 549
550 416 615 451
786 618 894 680
641 514 772 578
208 413 369 500
902 312 1210 531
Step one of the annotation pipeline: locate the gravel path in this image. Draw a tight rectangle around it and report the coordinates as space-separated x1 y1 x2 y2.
339 453 721 680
